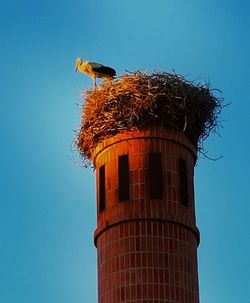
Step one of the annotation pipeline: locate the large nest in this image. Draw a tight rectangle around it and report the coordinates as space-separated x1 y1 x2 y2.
76 71 223 162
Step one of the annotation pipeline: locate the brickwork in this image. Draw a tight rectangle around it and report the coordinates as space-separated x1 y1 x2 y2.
92 127 200 303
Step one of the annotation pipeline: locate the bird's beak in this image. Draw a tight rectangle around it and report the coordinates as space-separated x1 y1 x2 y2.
75 60 79 72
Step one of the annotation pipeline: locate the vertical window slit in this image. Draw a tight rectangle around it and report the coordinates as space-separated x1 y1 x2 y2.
149 153 163 199
119 154 129 201
99 165 105 212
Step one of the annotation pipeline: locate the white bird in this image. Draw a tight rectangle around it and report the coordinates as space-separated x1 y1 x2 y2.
75 58 116 87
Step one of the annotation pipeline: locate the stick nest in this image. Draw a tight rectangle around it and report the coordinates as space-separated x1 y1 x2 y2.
76 71 223 163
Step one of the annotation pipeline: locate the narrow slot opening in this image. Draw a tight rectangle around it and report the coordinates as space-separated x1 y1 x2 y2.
119 154 129 201
99 165 106 211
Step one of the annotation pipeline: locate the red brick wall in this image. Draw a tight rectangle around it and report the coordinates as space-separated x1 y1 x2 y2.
92 127 200 303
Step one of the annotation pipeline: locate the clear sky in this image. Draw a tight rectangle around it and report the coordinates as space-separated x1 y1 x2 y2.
0 1 249 302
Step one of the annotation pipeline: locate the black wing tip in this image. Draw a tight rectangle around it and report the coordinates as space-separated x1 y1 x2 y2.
92 66 116 77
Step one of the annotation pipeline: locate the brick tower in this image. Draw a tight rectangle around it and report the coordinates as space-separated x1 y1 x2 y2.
77 71 220 303
92 127 200 303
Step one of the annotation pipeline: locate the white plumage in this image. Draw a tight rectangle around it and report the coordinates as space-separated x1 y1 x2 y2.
75 58 116 87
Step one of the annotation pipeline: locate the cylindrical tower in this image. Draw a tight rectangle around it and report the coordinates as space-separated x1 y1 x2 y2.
76 71 221 303
93 127 200 303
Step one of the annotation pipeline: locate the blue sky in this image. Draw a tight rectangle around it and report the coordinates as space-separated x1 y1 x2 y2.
0 1 249 302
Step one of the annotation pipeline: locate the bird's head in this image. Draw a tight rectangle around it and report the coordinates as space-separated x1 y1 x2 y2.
75 57 83 71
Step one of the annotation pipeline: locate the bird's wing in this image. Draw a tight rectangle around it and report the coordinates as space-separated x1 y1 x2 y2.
89 62 105 69
91 65 116 77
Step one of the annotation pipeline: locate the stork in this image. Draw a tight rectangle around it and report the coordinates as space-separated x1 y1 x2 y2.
75 58 116 87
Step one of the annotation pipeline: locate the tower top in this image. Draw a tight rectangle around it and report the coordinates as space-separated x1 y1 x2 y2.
76 71 222 164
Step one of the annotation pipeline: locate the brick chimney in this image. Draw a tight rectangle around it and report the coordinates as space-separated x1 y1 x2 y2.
76 71 221 302
92 127 200 303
